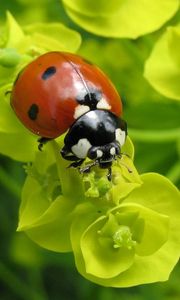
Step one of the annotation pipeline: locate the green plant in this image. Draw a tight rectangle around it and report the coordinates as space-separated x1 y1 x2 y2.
0 4 180 290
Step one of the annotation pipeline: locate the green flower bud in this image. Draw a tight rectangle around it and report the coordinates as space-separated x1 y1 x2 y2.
0 48 21 67
113 226 136 250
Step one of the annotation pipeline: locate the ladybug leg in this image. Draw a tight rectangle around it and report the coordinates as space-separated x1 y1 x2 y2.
120 152 131 158
61 147 80 161
79 160 98 174
61 147 85 168
67 159 84 168
38 137 52 151
107 167 112 181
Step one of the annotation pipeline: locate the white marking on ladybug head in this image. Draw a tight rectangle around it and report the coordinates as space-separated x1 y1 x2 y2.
74 105 90 119
115 128 126 146
71 138 92 159
110 147 116 155
96 97 111 110
96 149 103 158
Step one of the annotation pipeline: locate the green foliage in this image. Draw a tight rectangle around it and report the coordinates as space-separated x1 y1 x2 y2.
62 0 179 38
0 48 21 68
144 24 180 101
0 1 180 297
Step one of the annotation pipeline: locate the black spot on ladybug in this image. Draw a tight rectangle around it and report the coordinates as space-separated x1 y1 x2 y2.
42 66 56 80
77 89 102 110
28 104 39 120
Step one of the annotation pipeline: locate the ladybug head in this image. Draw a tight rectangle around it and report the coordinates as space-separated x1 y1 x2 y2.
87 142 120 169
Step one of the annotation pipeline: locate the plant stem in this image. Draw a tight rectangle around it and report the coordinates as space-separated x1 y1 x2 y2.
0 261 45 300
121 40 144 68
166 161 180 184
129 128 180 143
0 166 21 199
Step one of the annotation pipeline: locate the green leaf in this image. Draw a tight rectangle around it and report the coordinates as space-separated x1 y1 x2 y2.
115 173 180 287
17 142 88 252
62 0 123 17
17 145 79 252
0 131 37 162
62 0 179 38
168 25 180 67
144 24 180 101
122 136 134 160
52 139 85 201
0 84 38 161
23 196 75 252
0 48 21 68
125 173 180 220
0 85 28 133
24 22 81 53
5 11 25 48
126 102 180 131
3 12 81 55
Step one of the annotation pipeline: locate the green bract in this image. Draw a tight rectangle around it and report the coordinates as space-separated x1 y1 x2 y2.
17 137 180 287
144 24 180 101
62 0 179 38
0 12 81 161
0 48 21 68
71 174 180 287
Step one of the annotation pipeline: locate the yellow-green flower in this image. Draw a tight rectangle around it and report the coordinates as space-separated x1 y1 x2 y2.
62 0 179 38
144 24 180 101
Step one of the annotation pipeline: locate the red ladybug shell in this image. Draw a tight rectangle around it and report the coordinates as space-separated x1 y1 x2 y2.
11 52 123 138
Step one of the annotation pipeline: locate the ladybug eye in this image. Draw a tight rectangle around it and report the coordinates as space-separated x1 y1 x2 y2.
114 143 120 155
88 147 98 159
88 147 104 159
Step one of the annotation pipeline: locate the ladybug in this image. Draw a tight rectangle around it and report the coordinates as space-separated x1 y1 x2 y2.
11 52 127 180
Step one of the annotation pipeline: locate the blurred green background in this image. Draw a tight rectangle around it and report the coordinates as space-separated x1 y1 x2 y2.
0 1 180 299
